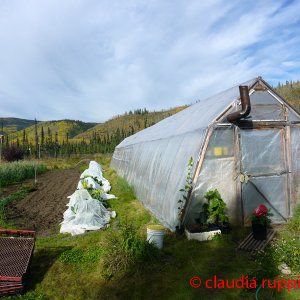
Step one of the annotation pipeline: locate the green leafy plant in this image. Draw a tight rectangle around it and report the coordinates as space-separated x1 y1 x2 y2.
81 180 93 191
177 157 193 216
202 189 229 224
90 188 105 201
81 178 106 204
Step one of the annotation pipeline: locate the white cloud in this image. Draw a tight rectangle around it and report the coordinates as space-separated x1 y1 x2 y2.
0 0 300 121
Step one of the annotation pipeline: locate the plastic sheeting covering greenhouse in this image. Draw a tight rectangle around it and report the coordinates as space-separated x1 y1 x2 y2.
111 77 300 230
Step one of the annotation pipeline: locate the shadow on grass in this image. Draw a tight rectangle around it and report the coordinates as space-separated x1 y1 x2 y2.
93 227 283 300
26 246 72 291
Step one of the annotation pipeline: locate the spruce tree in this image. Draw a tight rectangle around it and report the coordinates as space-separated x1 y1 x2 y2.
34 118 39 158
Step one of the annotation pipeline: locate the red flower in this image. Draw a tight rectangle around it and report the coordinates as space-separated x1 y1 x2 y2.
253 204 268 218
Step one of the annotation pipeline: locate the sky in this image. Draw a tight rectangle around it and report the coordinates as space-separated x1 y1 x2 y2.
0 0 300 122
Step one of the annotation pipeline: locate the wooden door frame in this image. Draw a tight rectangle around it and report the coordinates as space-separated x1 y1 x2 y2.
237 125 290 224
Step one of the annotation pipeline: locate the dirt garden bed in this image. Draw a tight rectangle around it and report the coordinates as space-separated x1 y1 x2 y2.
4 168 81 236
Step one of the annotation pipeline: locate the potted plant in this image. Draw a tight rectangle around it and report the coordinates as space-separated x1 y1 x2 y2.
202 189 230 234
250 204 272 240
185 189 229 241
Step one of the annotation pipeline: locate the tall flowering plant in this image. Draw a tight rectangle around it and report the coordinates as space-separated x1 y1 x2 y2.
250 204 272 225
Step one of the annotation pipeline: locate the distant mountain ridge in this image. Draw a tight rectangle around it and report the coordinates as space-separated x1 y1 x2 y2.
2 107 187 157
0 117 38 135
2 79 300 146
6 119 97 144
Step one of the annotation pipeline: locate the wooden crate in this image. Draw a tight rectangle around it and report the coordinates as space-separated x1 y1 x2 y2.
238 229 276 251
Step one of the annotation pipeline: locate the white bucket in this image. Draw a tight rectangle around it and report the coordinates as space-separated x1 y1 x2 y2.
147 225 165 249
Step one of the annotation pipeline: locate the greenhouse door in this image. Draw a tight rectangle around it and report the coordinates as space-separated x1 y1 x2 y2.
239 128 289 223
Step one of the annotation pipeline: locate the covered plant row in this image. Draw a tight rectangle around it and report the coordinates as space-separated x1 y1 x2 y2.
60 161 116 235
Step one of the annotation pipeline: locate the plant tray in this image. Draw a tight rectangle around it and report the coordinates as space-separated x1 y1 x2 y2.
0 229 35 297
238 229 275 251
185 229 221 242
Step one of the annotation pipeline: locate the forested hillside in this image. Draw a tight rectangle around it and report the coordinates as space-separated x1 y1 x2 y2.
276 80 300 111
72 107 187 142
0 118 38 135
8 119 96 144
2 107 187 158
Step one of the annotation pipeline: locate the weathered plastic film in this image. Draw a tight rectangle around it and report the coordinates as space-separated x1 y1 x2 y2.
186 127 237 225
112 129 205 229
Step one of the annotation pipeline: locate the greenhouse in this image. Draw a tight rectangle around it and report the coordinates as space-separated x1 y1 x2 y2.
111 77 300 230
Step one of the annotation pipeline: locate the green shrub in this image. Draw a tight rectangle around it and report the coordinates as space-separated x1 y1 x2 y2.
120 223 159 261
0 161 47 187
100 223 160 278
272 237 300 272
2 145 24 161
251 248 280 282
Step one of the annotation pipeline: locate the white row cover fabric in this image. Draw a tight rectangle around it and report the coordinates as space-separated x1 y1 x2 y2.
60 189 116 236
79 161 103 178
78 161 114 196
77 177 112 194
77 176 102 190
60 161 116 235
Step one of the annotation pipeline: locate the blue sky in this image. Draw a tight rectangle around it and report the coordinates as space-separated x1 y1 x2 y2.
0 0 300 122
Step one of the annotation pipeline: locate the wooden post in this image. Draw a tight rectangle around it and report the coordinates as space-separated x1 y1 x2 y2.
285 126 292 217
181 126 214 225
234 126 243 225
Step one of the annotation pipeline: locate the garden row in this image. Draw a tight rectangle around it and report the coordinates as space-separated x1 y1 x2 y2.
0 161 46 188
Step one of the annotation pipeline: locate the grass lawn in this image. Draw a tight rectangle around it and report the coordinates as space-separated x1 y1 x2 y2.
1 155 300 299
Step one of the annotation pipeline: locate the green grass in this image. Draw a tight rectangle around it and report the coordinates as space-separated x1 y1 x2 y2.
39 153 111 171
3 155 296 299
287 205 300 233
0 160 47 187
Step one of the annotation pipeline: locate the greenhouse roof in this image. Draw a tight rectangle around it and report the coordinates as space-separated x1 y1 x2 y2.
117 78 257 148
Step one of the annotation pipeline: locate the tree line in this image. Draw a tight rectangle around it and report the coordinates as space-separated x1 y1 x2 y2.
1 118 143 160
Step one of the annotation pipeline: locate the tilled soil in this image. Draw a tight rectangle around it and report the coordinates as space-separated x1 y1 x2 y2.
5 168 81 236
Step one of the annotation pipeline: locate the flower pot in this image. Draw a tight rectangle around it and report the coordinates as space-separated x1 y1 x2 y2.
252 222 267 240
218 222 230 234
208 223 220 231
175 225 185 236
